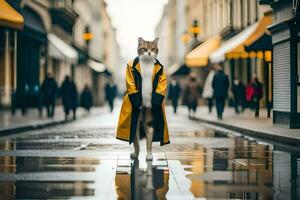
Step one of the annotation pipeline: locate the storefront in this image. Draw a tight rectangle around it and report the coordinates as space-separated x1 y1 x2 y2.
13 6 47 112
209 14 273 108
269 18 300 128
87 58 111 106
245 32 273 117
259 0 300 128
47 33 78 85
0 0 24 107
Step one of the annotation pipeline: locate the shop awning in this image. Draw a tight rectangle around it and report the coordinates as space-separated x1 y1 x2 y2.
48 33 78 64
245 33 273 62
167 62 190 76
210 14 273 63
73 45 88 64
185 35 221 67
87 59 106 73
172 64 190 76
243 13 272 50
245 33 272 51
210 23 258 63
0 0 24 29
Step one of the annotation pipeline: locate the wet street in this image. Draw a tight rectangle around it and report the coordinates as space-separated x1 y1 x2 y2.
0 106 299 200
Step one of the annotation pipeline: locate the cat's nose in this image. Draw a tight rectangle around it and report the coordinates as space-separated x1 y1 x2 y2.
148 52 151 55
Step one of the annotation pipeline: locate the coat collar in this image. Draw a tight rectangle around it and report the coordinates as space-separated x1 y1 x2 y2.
133 57 162 74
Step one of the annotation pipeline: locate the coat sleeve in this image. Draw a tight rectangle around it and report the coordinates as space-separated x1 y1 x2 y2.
153 68 167 105
126 64 140 107
212 75 216 90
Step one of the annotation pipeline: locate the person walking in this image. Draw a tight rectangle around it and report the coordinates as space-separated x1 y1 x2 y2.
105 79 117 112
168 79 181 114
246 81 254 109
251 75 263 118
231 78 246 113
41 72 58 118
60 75 78 120
202 67 215 113
183 73 202 117
212 65 229 120
80 84 93 114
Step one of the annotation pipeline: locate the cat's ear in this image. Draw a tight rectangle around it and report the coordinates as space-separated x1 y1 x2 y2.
138 37 145 44
153 37 159 44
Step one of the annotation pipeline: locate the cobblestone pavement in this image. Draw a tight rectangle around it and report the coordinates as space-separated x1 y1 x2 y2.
0 105 299 199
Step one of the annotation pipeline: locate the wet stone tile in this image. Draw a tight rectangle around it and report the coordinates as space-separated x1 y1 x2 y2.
0 113 300 199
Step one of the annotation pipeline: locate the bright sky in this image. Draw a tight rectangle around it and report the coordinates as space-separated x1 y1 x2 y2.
106 0 169 60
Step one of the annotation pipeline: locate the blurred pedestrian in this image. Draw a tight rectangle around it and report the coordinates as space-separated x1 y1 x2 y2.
202 67 215 113
41 72 58 118
168 79 181 114
251 75 263 118
105 79 117 112
183 73 202 117
231 78 246 114
246 81 254 108
212 65 229 120
60 75 78 120
80 84 93 114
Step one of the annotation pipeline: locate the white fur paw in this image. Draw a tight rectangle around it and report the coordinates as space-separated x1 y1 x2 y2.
130 152 138 160
146 153 153 161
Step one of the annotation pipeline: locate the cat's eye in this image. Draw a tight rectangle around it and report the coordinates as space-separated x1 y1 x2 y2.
151 48 157 51
141 48 146 52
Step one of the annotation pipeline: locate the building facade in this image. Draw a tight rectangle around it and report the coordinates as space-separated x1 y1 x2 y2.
156 0 272 107
260 0 300 128
73 0 103 105
155 0 186 70
99 1 122 102
0 0 121 109
0 0 23 108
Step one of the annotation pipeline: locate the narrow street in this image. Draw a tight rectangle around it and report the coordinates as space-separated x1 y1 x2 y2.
2 0 300 199
0 105 298 199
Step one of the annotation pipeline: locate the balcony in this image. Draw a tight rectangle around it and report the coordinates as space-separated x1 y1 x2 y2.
50 0 79 34
220 25 241 40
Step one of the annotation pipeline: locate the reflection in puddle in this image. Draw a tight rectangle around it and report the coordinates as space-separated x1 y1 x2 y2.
115 160 169 200
0 156 112 199
182 135 274 199
0 181 94 199
0 157 99 173
0 128 299 199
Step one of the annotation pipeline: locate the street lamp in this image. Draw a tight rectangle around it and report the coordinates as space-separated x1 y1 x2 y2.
189 19 201 39
82 26 93 51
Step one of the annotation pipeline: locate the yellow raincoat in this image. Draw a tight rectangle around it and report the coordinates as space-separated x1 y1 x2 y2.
116 57 169 146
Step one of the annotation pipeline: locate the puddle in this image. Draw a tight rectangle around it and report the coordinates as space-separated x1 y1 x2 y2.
0 128 299 199
115 160 169 200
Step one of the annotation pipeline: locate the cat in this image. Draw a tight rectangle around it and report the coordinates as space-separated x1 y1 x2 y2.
116 37 169 161
129 37 159 161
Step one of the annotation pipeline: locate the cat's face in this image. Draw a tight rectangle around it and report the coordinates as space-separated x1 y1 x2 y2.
137 37 159 61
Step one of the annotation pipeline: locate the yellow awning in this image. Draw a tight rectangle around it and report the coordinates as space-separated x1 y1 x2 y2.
225 14 273 59
185 35 221 67
0 0 24 29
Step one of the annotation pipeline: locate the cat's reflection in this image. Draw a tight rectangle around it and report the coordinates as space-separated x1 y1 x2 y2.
115 160 169 200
